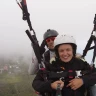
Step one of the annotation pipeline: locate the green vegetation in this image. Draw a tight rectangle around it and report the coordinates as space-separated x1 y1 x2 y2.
0 73 36 96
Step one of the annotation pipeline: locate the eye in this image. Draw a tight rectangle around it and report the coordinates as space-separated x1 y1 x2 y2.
59 49 64 53
66 48 72 52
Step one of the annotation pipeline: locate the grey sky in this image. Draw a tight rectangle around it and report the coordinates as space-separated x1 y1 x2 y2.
0 0 96 63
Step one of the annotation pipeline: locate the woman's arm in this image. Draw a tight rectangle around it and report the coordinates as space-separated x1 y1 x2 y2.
32 70 53 93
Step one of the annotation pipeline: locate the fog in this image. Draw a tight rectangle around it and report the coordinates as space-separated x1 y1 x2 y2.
0 0 96 63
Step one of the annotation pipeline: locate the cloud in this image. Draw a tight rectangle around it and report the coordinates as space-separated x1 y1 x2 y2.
0 0 96 63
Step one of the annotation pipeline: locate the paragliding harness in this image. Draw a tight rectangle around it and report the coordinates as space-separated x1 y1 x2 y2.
48 70 89 79
81 14 96 96
16 0 47 96
82 14 96 67
16 0 45 69
16 1 93 96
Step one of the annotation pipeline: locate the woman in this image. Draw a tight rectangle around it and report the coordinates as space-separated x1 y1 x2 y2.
32 34 96 96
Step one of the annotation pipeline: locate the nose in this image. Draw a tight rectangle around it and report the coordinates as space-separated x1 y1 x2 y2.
50 39 54 42
63 50 67 55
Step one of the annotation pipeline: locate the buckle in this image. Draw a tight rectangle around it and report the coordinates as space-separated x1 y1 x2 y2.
75 70 82 78
68 70 75 78
59 77 65 81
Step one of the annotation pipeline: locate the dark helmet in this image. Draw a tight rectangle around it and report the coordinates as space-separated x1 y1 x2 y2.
43 29 58 40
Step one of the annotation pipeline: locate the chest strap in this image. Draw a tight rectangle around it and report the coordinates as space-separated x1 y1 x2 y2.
48 70 90 79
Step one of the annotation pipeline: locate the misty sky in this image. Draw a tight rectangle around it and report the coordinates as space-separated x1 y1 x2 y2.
0 0 96 63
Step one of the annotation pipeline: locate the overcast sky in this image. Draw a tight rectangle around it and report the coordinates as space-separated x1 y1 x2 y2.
0 0 96 63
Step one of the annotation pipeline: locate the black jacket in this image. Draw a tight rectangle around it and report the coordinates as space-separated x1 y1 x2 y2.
44 50 50 62
32 57 96 96
43 50 50 64
43 50 52 70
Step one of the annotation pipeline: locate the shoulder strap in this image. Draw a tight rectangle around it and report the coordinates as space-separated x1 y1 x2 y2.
44 50 50 63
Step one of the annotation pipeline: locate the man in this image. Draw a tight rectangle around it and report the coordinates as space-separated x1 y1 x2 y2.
28 29 58 75
43 29 58 68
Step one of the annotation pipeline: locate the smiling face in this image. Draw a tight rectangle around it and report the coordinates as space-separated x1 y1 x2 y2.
58 44 73 62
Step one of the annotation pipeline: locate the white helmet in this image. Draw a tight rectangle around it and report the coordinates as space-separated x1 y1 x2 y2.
54 34 76 47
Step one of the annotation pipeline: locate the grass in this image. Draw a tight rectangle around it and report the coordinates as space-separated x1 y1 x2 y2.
0 73 37 96
0 74 21 84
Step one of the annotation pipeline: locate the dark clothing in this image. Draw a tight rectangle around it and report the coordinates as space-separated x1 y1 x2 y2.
43 50 50 65
32 57 96 96
43 50 55 70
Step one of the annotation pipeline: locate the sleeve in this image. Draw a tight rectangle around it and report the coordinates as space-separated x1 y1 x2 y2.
32 70 53 93
28 47 39 75
81 60 96 87
82 72 96 86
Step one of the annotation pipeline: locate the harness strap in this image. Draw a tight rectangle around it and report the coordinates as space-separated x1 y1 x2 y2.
48 70 90 80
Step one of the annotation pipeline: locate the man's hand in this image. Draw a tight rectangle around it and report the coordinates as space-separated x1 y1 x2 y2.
51 80 64 90
67 78 83 90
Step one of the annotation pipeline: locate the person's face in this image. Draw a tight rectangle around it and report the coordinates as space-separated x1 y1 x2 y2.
58 44 73 62
46 37 55 49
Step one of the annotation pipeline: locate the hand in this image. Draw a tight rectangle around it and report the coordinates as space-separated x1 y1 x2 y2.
67 78 83 90
51 80 64 90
